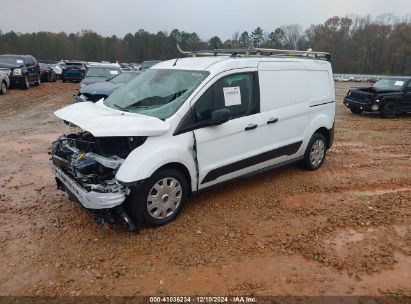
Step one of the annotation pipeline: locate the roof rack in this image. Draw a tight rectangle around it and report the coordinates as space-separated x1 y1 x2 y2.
177 44 331 62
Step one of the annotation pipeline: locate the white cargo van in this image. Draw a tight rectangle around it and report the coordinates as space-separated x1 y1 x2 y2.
50 47 335 230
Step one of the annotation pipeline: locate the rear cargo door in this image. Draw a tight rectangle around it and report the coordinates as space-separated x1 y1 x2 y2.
257 61 309 167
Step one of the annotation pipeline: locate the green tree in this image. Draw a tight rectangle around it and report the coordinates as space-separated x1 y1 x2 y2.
209 36 222 49
251 27 264 47
239 31 250 48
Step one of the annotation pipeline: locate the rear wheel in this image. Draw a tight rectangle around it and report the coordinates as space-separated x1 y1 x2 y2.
350 108 362 114
125 169 188 226
380 101 398 118
301 133 327 171
0 81 7 94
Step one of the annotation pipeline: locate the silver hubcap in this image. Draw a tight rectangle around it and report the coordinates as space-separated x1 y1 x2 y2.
310 139 325 167
1 83 5 93
147 177 182 220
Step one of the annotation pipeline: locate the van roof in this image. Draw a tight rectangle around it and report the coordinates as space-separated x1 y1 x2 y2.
154 56 331 73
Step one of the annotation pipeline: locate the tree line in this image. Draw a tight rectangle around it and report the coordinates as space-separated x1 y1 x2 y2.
0 14 410 74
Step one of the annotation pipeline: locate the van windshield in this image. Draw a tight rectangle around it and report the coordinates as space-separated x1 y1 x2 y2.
104 69 209 119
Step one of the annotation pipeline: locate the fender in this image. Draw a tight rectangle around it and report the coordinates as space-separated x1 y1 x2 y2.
115 132 198 191
306 108 335 150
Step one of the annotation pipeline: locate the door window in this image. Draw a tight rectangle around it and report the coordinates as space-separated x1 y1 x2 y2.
26 57 34 67
194 73 258 123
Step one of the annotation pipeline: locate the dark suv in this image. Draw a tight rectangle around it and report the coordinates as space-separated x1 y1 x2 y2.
344 77 411 118
0 54 41 89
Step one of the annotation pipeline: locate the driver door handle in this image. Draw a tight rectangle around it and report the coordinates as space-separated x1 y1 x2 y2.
267 117 279 124
245 123 258 131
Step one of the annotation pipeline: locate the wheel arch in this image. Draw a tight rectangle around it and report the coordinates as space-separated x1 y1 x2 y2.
153 162 193 196
314 127 332 149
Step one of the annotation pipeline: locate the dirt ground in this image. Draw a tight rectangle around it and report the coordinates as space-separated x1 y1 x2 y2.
0 81 410 297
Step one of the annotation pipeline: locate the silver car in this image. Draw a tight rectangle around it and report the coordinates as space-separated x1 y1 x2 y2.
0 70 10 95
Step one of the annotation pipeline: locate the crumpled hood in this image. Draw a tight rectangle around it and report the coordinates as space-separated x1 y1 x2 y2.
79 81 123 96
54 101 170 137
81 77 109 86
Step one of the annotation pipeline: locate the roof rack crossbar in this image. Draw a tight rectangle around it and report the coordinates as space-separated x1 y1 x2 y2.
176 44 331 61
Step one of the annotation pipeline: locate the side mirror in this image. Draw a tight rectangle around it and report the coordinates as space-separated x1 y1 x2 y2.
211 108 231 125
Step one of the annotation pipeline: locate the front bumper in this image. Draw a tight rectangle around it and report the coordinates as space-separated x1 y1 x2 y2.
9 75 26 84
344 97 377 112
50 162 127 210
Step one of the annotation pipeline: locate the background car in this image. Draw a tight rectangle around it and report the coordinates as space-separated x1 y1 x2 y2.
0 71 10 94
79 64 122 88
0 54 41 89
39 63 57 82
61 61 87 83
76 70 141 102
139 60 161 71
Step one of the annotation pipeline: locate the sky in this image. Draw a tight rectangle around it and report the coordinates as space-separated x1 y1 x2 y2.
0 0 410 39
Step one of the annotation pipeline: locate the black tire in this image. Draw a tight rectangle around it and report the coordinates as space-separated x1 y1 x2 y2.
62 79 66 83
380 101 398 119
0 81 7 95
22 75 30 90
301 133 327 171
125 169 188 226
350 108 362 114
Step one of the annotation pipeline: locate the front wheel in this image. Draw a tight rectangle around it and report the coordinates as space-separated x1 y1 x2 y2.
34 74 41 86
22 75 30 89
0 81 7 94
301 133 327 171
125 169 188 226
380 101 398 119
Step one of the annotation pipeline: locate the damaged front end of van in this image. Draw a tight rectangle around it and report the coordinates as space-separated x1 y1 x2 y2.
49 101 170 231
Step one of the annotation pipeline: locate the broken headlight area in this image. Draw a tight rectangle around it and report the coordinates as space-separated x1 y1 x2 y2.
51 131 146 185
50 131 146 231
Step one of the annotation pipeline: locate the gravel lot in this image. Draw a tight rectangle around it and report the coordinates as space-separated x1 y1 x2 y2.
0 82 410 297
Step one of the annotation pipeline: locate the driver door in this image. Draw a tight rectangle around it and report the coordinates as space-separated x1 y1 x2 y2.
192 71 262 189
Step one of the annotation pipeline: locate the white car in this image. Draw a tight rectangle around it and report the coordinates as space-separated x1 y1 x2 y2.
50 49 335 230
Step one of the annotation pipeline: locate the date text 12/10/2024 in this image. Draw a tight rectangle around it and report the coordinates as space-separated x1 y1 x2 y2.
149 296 257 303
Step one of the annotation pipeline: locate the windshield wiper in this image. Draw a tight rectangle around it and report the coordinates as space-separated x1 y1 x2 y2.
112 104 129 112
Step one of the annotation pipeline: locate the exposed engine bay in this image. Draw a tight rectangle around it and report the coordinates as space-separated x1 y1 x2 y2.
50 131 147 231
